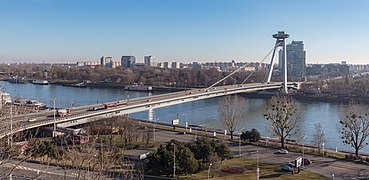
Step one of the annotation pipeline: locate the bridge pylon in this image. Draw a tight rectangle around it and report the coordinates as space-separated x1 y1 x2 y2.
266 31 289 93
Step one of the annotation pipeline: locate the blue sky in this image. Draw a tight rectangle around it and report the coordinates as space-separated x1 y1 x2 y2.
1 0 369 64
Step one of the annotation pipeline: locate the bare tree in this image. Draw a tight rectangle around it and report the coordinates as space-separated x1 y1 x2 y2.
118 116 140 145
264 95 302 148
313 123 327 155
219 95 245 139
142 126 153 147
339 102 369 157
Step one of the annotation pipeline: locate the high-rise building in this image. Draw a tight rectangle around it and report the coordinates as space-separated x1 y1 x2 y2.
171 62 180 69
101 56 113 67
144 56 157 67
163 62 169 68
279 41 306 79
121 56 136 67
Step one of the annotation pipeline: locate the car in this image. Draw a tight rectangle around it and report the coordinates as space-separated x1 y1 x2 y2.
288 160 295 167
28 118 37 122
177 131 186 135
275 149 289 154
303 158 312 165
281 164 294 172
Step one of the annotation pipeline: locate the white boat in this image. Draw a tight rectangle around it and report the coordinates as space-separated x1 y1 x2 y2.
33 80 49 85
124 84 152 91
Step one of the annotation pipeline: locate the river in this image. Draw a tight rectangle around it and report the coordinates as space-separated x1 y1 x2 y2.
1 81 366 153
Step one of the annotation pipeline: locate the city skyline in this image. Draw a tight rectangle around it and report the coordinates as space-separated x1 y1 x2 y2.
1 0 369 64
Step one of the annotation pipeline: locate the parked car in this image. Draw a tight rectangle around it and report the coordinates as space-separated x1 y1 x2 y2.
281 164 294 172
303 158 312 165
275 149 289 154
288 160 295 167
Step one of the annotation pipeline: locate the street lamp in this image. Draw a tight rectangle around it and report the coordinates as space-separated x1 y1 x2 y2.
52 98 56 137
172 143 176 178
154 118 158 141
182 114 188 132
256 150 259 180
239 127 245 157
208 163 212 180
302 135 307 169
9 104 13 146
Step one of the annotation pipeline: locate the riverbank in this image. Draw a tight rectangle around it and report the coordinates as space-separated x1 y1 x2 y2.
3 79 187 92
241 92 369 104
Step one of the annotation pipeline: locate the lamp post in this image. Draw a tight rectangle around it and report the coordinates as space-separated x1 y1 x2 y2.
257 150 259 180
9 104 13 146
322 143 325 156
182 114 188 132
239 127 245 157
207 163 212 180
52 98 56 137
302 135 307 169
154 118 158 141
172 143 176 178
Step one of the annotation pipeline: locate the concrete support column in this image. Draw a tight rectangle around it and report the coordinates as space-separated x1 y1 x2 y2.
283 38 288 93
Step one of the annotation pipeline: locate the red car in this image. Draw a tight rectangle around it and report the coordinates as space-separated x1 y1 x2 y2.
303 158 312 165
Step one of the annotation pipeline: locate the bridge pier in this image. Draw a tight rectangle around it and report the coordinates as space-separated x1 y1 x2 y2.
267 31 289 93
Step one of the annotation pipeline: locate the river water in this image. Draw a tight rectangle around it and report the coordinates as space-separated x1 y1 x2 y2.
1 81 366 153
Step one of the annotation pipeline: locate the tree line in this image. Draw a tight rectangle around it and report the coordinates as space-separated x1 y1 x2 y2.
0 64 268 87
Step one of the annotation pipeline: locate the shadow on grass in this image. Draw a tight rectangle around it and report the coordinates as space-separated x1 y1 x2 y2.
259 169 292 179
259 173 283 178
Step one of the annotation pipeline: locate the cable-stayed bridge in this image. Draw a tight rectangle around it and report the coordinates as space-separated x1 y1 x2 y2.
0 31 298 139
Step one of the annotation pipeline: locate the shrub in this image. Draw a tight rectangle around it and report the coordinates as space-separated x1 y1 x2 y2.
241 129 261 142
221 166 245 174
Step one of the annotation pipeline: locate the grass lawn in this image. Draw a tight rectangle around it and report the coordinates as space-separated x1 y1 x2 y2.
182 157 328 180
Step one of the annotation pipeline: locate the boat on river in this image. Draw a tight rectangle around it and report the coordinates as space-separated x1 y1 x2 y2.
124 84 152 91
33 80 49 85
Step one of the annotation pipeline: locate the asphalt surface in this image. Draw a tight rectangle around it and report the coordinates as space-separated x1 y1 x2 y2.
228 145 369 180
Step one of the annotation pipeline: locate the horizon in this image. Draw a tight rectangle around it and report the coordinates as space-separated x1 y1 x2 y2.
1 0 369 64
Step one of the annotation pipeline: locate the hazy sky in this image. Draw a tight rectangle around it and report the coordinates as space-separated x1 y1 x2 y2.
1 0 369 64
